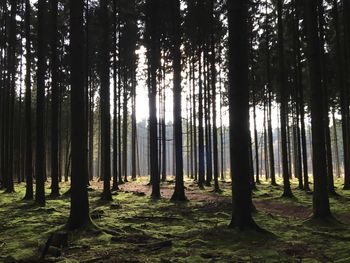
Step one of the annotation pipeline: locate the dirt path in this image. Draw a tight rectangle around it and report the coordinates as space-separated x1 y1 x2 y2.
96 179 313 219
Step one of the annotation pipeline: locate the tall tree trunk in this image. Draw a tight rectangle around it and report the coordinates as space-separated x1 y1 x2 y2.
253 94 260 184
24 0 33 200
304 0 332 219
204 52 212 187
112 0 119 191
211 0 220 192
122 83 128 182
334 0 350 190
227 0 260 230
117 28 123 184
50 0 60 197
263 99 269 181
198 47 205 189
189 64 194 179
5 0 16 194
317 0 336 195
170 0 186 201
99 0 112 201
277 0 293 198
147 0 160 198
266 0 275 186
67 0 91 229
161 66 166 182
131 76 137 180
86 0 93 182
192 59 198 181
332 110 341 179
35 0 46 205
219 66 225 181
295 0 310 190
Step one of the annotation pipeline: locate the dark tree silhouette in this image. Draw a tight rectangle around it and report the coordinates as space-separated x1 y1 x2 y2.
50 0 60 197
67 0 91 229
24 0 33 200
99 0 112 201
227 0 260 230
147 0 161 199
277 0 293 198
171 0 187 202
304 0 332 220
35 0 47 206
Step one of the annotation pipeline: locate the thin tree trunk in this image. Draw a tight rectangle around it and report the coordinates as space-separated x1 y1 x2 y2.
50 0 60 197
332 110 341 178
24 0 33 199
35 0 46 205
147 0 160 198
277 0 293 198
171 0 186 201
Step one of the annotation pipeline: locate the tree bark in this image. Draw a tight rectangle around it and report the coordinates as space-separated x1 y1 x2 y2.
227 0 260 230
304 0 332 219
67 0 91 229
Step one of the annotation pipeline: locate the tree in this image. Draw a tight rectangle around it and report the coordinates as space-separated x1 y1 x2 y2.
67 0 92 229
50 0 60 197
277 0 293 198
112 0 119 191
265 0 276 186
24 0 33 200
211 0 220 193
35 0 47 206
171 0 187 202
147 0 161 199
304 0 332 220
99 0 112 201
4 0 17 194
227 0 259 230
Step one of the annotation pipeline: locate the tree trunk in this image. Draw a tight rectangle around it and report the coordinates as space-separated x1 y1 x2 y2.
211 0 220 192
227 0 260 230
170 0 186 202
304 0 332 219
332 110 341 179
35 0 47 205
112 0 119 191
198 47 205 189
67 0 91 229
277 0 293 198
147 0 160 199
24 0 33 200
192 59 198 181
50 0 60 197
99 0 112 201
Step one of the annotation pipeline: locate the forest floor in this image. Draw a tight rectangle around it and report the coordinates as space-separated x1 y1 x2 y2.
0 177 350 263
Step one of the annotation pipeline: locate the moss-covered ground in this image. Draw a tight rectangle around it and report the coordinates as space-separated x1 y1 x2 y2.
0 177 349 262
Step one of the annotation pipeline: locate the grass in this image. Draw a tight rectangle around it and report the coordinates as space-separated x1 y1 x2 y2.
0 177 349 262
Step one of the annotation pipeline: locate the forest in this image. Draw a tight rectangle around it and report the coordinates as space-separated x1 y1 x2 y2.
0 0 350 262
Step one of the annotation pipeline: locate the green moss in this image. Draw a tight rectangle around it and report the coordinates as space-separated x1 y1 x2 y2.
0 179 349 262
